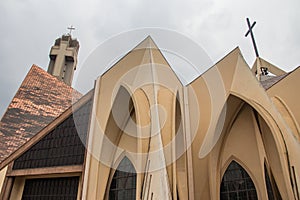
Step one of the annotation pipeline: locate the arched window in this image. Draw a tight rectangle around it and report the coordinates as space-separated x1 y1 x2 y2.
109 157 137 200
220 161 258 200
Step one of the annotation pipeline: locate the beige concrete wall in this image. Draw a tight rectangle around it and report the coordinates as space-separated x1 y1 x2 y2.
0 166 7 193
81 40 299 199
266 67 300 198
268 67 300 130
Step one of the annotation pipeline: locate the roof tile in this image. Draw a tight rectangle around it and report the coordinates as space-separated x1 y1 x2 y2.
0 65 82 162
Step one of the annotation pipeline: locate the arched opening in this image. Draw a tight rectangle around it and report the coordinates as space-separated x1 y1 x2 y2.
214 94 289 199
264 163 282 200
220 160 258 200
175 92 188 199
100 86 137 165
109 157 137 200
265 163 275 200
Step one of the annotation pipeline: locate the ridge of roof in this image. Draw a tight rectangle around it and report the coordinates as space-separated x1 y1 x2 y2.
0 65 82 162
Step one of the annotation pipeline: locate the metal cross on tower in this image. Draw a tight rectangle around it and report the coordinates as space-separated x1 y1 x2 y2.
245 18 259 57
67 25 75 35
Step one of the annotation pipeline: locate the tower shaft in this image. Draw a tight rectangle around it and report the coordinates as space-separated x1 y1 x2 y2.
47 35 79 86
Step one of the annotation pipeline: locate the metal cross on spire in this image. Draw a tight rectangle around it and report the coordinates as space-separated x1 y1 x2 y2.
245 18 259 57
67 25 75 36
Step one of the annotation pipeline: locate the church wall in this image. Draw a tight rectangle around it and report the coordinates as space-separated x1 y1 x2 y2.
271 97 300 141
86 86 180 199
83 84 147 199
267 67 300 130
204 100 291 200
258 114 292 198
94 48 147 141
187 50 241 199
187 49 297 199
266 67 300 198
82 39 186 199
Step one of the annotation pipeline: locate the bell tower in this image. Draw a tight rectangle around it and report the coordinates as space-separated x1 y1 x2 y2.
47 32 79 86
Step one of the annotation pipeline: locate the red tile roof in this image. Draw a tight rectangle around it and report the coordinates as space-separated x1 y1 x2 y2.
0 65 82 162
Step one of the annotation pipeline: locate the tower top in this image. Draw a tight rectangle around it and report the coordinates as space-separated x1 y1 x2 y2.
47 34 80 86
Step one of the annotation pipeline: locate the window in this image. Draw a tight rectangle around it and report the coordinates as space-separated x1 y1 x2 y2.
22 177 79 200
109 157 136 200
13 100 92 170
220 161 258 200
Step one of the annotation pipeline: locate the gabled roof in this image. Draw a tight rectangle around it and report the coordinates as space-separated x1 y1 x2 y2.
0 65 82 162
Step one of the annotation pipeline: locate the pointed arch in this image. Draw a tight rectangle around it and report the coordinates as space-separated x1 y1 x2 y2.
100 85 137 164
213 94 293 199
109 156 137 200
220 160 258 200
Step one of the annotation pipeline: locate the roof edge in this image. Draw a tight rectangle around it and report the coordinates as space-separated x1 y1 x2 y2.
188 46 242 85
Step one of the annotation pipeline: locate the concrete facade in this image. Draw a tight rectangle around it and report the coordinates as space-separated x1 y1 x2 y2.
82 37 299 199
0 36 299 199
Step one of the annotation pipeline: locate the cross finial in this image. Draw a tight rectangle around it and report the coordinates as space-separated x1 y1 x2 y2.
245 18 259 57
67 25 75 35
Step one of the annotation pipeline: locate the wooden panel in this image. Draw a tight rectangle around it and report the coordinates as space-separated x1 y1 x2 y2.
7 165 82 177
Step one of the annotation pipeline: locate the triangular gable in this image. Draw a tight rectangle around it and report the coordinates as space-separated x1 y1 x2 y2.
0 90 93 171
188 46 291 158
188 48 296 199
101 36 183 87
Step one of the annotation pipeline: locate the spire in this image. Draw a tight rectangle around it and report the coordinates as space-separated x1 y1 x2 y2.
47 31 79 86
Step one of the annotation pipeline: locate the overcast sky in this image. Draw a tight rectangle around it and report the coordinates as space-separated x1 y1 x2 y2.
0 0 299 117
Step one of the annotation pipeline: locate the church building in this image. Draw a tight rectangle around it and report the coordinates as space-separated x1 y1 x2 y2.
0 32 299 200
